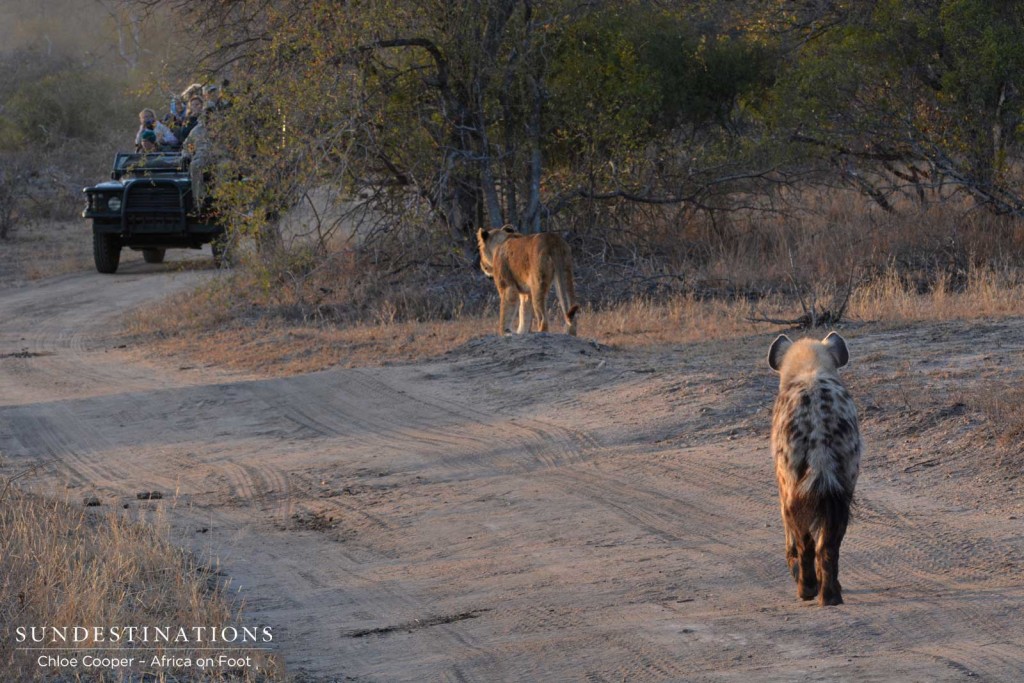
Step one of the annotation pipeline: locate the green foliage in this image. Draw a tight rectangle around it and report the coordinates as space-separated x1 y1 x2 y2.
183 0 1024 262
635 14 776 131
546 6 777 167
940 0 1024 101
546 9 661 165
198 0 789 251
937 0 1024 178
1 67 136 150
769 0 1024 194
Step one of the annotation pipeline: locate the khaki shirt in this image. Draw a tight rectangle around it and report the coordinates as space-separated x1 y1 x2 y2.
182 120 212 205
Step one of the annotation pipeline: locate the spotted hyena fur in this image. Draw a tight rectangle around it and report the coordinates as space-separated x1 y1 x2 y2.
768 331 861 606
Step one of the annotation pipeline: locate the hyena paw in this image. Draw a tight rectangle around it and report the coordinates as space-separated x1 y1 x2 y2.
819 591 844 606
798 581 820 601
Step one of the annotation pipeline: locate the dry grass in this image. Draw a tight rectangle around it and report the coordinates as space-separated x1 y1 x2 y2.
123 251 1024 379
125 314 488 376
586 294 773 346
0 220 96 287
850 266 1024 322
970 383 1024 454
125 296 767 376
0 483 284 681
123 262 1024 377
14 187 1024 378
4 190 1024 682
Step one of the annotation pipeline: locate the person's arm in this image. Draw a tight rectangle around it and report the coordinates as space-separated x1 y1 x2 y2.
157 123 178 146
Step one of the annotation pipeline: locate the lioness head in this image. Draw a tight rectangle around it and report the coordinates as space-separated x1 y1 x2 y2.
476 225 517 279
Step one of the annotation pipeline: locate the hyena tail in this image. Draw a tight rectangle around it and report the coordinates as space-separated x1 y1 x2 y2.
819 491 851 528
815 485 852 538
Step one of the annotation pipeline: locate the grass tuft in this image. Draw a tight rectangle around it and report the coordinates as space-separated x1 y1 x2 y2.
0 483 284 681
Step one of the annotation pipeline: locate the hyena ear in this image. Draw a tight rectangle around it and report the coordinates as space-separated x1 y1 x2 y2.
823 331 849 368
501 225 516 234
768 334 793 372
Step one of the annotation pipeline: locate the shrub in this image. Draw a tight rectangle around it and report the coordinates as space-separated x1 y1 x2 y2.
2 67 136 150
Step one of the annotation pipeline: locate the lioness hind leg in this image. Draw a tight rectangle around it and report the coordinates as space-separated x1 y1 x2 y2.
517 294 533 334
532 291 548 332
553 272 579 336
564 304 579 336
498 289 516 336
532 275 551 332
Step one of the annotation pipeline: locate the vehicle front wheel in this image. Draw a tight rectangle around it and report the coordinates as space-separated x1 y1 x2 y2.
93 232 121 274
142 248 166 264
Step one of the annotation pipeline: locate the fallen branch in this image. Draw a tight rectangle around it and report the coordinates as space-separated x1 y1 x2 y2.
0 465 38 503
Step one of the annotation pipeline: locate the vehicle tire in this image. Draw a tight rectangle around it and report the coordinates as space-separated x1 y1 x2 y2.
93 232 121 274
142 248 166 264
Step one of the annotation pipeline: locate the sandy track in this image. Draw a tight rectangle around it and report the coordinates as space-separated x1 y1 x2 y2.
2 266 1023 681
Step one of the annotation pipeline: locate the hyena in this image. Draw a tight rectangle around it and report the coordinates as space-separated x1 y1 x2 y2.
767 332 861 606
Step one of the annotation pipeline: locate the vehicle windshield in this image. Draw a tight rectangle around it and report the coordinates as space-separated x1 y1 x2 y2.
113 152 187 178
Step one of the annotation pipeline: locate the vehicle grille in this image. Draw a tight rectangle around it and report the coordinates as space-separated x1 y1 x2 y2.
125 185 181 212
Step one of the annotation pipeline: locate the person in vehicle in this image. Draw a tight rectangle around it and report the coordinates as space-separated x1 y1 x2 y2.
203 82 230 112
182 110 214 212
181 82 204 105
135 108 177 149
139 129 159 152
166 95 187 128
177 96 206 140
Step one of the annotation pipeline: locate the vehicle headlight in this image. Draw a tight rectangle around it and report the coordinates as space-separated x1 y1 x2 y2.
107 196 122 212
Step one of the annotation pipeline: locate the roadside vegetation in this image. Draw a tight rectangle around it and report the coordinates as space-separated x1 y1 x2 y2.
0 481 284 681
124 189 1024 370
0 0 189 243
4 2 1024 338
110 0 1024 376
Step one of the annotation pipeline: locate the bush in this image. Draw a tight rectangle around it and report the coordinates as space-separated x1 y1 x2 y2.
0 153 34 238
2 66 136 150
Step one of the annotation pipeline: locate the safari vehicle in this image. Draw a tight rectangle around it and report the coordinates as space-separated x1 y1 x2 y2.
82 151 225 273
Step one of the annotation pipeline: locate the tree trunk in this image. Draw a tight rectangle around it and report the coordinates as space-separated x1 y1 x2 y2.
991 81 1008 181
521 69 543 233
477 106 505 227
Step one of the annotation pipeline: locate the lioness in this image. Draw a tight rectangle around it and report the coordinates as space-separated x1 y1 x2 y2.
476 225 580 336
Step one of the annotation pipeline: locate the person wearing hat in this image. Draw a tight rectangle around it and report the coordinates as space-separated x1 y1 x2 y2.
135 108 178 149
139 129 159 152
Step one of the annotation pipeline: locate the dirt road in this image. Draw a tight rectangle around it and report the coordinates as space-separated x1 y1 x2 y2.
2 263 1023 682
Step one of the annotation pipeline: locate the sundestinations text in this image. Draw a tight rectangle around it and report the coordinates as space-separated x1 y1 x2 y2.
16 625 272 644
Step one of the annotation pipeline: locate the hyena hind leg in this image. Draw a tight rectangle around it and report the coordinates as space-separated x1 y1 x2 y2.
784 526 799 583
817 494 851 606
797 532 819 600
782 507 806 589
